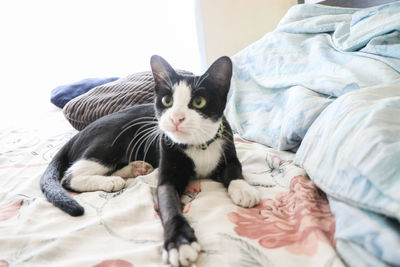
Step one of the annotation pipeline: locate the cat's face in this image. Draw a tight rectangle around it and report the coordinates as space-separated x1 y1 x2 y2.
151 55 232 145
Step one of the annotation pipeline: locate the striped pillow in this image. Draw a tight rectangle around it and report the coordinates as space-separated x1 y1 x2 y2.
63 70 191 130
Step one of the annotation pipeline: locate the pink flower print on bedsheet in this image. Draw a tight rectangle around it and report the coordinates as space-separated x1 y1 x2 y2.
234 136 253 144
93 259 133 267
0 200 22 221
228 175 336 256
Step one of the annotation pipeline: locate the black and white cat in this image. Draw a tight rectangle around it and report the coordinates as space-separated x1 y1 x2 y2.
40 55 260 266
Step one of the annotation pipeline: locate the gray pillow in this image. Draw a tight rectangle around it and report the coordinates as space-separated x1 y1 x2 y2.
63 70 191 130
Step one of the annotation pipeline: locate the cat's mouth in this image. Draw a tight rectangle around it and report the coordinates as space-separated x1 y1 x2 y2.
169 128 189 138
163 126 200 144
163 129 190 144
160 118 221 145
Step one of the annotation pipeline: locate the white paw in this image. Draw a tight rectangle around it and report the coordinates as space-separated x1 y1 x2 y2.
100 176 126 192
162 242 201 267
228 179 260 208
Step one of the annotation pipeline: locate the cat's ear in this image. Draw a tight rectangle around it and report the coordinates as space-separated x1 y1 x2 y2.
202 56 232 95
150 55 177 85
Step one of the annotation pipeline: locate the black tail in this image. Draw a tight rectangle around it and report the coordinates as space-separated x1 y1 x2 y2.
40 144 84 216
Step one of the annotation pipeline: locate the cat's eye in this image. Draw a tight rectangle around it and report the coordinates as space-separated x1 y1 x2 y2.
161 95 173 107
192 96 206 109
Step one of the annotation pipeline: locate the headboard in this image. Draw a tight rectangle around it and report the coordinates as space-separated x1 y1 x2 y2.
298 0 399 8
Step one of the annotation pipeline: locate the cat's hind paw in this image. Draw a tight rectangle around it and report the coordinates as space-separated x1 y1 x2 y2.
228 179 260 208
111 161 154 178
185 181 201 194
129 161 154 177
162 242 201 267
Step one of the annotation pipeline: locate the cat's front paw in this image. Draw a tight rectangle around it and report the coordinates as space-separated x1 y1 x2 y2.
100 176 126 192
228 179 260 208
162 220 200 267
162 241 201 267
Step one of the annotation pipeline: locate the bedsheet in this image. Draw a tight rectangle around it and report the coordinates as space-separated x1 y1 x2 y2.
0 108 342 266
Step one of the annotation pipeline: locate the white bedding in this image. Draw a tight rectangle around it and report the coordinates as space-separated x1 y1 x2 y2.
0 106 343 266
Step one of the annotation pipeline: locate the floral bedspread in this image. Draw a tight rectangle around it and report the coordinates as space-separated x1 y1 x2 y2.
0 110 343 266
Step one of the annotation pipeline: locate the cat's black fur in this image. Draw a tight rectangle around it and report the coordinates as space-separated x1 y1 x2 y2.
40 104 159 215
40 55 246 264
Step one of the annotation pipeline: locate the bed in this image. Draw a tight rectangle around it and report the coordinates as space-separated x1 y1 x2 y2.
1 1 399 266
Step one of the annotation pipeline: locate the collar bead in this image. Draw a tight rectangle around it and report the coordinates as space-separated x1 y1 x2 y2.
195 122 225 150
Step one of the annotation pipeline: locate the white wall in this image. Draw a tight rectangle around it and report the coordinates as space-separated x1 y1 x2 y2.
198 0 297 65
0 0 202 126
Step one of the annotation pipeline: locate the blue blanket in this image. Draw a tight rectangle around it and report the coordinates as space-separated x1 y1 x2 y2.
226 3 400 266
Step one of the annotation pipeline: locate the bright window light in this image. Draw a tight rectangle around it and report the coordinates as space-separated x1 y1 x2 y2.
0 0 202 124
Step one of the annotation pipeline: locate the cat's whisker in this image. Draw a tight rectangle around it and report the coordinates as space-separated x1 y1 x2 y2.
123 119 158 130
194 75 200 89
124 116 157 125
196 123 233 144
223 130 234 139
137 127 160 162
163 132 174 147
220 134 233 143
132 126 160 162
125 129 152 162
121 121 158 133
183 121 223 132
195 126 228 145
155 72 174 90
142 135 157 162
193 76 199 89
195 72 209 89
178 124 217 144
165 74 174 90
128 126 159 162
221 150 228 166
120 117 158 131
126 125 158 161
142 129 161 163
112 118 158 146
125 124 157 157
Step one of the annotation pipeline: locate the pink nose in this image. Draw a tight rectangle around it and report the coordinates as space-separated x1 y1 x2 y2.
171 114 185 127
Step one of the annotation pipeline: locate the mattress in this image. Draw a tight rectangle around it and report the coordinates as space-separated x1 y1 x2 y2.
0 105 342 266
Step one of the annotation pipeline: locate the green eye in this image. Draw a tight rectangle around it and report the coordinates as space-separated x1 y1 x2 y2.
162 95 173 107
192 96 206 109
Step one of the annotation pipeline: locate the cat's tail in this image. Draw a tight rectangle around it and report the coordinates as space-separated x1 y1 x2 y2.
40 143 84 216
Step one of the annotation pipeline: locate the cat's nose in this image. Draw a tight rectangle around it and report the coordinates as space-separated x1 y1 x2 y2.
170 114 185 127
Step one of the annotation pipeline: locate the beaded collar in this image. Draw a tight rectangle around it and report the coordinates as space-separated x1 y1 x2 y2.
195 122 225 150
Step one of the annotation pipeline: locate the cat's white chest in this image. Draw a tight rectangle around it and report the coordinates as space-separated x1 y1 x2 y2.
184 139 224 178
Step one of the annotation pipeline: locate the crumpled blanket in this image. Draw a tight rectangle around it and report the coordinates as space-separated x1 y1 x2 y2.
226 3 400 267
226 3 400 150
295 83 400 267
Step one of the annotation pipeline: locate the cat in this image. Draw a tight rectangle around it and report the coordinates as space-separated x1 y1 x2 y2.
40 55 260 266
